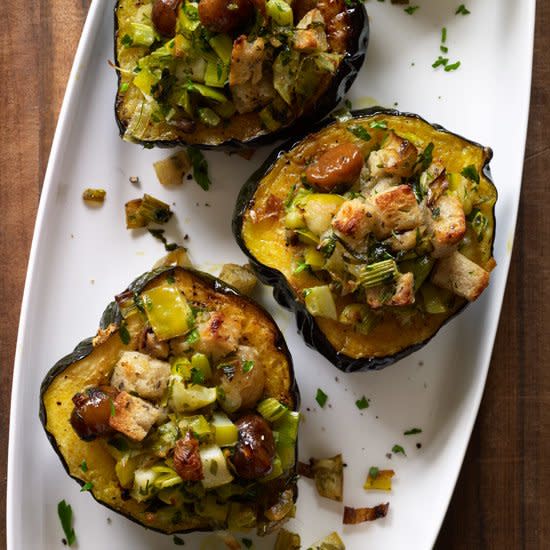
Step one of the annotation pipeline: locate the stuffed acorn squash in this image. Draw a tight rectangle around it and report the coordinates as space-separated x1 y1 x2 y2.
114 0 368 147
40 266 300 535
234 108 497 372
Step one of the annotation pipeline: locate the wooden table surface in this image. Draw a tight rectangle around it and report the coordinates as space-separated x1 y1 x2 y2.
1 2 548 548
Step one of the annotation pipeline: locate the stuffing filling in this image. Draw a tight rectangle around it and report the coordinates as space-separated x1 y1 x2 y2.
116 0 352 140
69 276 298 531
277 119 495 332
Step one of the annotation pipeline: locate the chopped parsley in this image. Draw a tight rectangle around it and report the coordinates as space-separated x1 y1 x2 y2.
355 396 370 410
110 399 116 417
432 56 449 69
391 444 407 456
315 388 328 408
456 4 471 15
242 539 253 549
370 120 388 129
461 164 480 184
184 328 200 345
190 367 205 385
418 142 434 171
119 82 129 93
368 466 379 479
293 260 310 275
404 5 420 14
121 34 133 47
441 27 447 44
242 360 254 373
187 146 211 191
173 535 186 545
79 460 88 473
119 322 130 345
404 428 423 435
147 228 179 252
80 481 93 492
348 125 372 141
444 61 461 72
440 45 449 53
57 500 76 546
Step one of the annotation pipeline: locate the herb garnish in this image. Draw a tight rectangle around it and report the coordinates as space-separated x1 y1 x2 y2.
293 260 310 274
80 460 88 473
461 164 480 184
316 388 328 408
444 61 461 72
190 367 205 385
404 6 419 14
121 34 133 47
391 444 407 456
80 481 94 492
370 120 388 129
242 539 253 549
110 399 116 417
456 4 470 15
348 125 372 141
57 500 76 546
368 466 379 479
173 535 186 545
119 323 130 345
355 396 370 410
242 360 254 373
404 428 422 435
187 146 211 191
148 228 179 252
184 328 200 345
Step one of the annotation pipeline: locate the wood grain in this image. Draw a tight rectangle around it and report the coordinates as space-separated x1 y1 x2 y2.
0 2 548 548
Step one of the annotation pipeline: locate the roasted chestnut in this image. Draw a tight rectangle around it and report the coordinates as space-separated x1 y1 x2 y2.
231 414 275 479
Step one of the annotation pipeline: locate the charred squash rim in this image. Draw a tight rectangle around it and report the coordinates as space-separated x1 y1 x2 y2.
39 265 300 534
232 107 497 372
113 1 369 149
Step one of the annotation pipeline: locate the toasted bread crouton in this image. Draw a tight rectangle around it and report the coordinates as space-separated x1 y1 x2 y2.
373 185 422 239
366 272 415 308
429 195 466 258
332 198 377 246
111 351 170 402
384 229 418 251
229 36 265 87
109 391 160 441
431 251 489 301
294 9 328 52
195 311 242 361
231 74 275 114
367 132 418 179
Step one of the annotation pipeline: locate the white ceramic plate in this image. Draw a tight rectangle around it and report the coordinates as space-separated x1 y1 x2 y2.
7 1 535 548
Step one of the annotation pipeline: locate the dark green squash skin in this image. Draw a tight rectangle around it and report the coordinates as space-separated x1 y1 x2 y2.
39 266 300 535
113 2 369 150
232 107 497 373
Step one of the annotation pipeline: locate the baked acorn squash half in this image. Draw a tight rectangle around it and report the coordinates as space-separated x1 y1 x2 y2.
40 266 300 535
234 108 497 372
114 0 368 148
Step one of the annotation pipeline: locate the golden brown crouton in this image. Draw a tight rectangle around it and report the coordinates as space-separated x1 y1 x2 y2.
384 229 418 252
373 185 422 239
229 36 265 87
429 195 466 258
109 391 160 441
367 132 418 179
431 251 490 301
331 198 377 246
195 311 242 361
367 272 415 308
111 351 170 402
